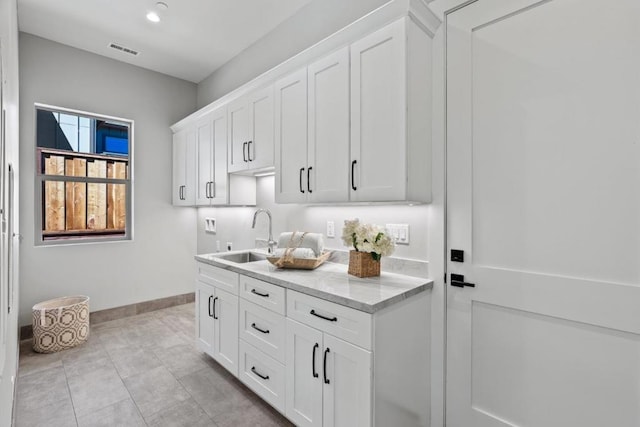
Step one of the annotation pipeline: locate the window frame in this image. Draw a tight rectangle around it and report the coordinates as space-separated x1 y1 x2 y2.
34 103 134 246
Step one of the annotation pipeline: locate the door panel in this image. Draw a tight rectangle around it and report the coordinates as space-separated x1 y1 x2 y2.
308 47 350 202
248 86 274 170
210 108 228 205
446 0 640 426
195 116 212 206
350 20 406 201
195 281 214 356
213 287 239 376
275 69 308 203
228 98 248 173
286 319 323 427
322 334 371 427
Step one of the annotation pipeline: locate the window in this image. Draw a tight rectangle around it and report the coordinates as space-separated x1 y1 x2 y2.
35 104 133 244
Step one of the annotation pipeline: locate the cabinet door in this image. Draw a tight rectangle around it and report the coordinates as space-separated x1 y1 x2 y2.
195 115 213 206
286 319 323 427
308 47 350 203
350 19 407 202
172 127 196 206
228 98 249 173
213 287 239 377
322 334 372 427
210 108 228 204
247 86 274 170
274 68 308 203
172 130 186 205
195 281 215 356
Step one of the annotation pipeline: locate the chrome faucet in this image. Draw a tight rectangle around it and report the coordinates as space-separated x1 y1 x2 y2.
252 209 276 254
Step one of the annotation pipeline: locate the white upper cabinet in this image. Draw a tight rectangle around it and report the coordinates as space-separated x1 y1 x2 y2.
275 68 308 203
228 85 275 174
275 47 350 204
173 2 437 205
350 18 431 203
196 108 230 206
172 127 196 206
308 47 350 203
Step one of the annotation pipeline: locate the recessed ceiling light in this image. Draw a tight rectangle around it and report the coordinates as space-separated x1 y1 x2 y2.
146 11 160 22
156 2 168 10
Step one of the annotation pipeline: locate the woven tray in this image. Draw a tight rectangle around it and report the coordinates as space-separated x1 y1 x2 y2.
267 251 331 270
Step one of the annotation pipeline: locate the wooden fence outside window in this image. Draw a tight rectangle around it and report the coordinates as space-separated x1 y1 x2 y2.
39 148 128 239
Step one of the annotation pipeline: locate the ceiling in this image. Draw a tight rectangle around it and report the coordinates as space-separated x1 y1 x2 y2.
17 0 312 83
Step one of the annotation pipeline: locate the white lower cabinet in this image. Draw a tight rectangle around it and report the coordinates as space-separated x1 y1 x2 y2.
197 267 430 426
195 265 239 377
286 318 372 427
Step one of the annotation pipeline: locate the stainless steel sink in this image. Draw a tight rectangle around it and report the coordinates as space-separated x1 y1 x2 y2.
216 251 267 264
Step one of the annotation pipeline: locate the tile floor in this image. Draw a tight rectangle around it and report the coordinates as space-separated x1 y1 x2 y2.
15 303 294 427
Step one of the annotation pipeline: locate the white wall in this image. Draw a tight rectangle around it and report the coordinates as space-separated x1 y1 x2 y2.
197 0 389 107
0 0 20 423
18 33 198 326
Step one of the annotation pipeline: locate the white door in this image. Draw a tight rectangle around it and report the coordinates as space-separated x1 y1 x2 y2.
195 114 213 206
275 69 308 203
322 334 371 427
227 97 249 173
286 319 323 427
195 281 215 356
446 1 640 426
213 287 239 376
350 19 406 202
308 47 350 203
247 85 275 170
172 129 185 205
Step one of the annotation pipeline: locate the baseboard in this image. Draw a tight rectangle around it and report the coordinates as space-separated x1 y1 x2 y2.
20 292 195 341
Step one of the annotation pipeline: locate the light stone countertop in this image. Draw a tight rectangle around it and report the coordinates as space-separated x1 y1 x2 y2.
195 252 433 314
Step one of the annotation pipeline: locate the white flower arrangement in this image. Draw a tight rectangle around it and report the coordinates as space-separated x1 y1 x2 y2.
341 218 395 261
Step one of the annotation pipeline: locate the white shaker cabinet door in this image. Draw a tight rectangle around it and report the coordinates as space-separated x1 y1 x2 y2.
212 287 239 377
172 127 196 206
322 333 371 427
227 97 249 173
350 19 406 202
247 85 275 171
286 319 323 427
195 114 213 206
275 68 308 203
307 47 350 203
195 281 215 357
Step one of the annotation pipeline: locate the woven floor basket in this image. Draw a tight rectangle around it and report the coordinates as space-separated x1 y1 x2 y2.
32 296 90 353
348 250 381 278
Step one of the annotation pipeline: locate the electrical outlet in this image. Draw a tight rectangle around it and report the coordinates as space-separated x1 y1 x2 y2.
226 242 233 251
386 224 410 245
326 221 335 238
216 240 220 252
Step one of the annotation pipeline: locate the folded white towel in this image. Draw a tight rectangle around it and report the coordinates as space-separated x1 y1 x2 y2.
273 248 316 259
277 232 324 257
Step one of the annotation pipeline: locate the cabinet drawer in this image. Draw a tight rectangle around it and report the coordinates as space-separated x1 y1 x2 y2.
239 299 286 363
287 290 372 350
239 276 285 315
239 340 286 413
196 262 239 295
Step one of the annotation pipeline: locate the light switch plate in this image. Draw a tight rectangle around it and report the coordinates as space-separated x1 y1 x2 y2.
385 224 410 245
205 217 216 234
326 221 335 238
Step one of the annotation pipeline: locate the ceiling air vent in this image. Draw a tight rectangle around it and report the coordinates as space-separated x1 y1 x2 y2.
108 42 140 56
